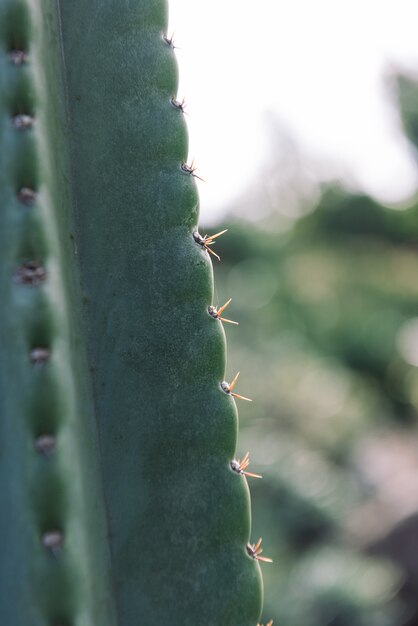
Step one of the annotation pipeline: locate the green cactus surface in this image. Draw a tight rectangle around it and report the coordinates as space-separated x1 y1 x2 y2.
0 1 264 624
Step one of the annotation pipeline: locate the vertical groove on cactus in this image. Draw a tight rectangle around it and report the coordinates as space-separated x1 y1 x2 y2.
1 0 264 624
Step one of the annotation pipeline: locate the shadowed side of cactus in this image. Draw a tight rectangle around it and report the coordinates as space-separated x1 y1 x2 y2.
0 0 263 624
0 1 117 625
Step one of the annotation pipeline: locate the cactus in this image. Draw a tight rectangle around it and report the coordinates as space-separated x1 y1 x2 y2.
0 1 264 625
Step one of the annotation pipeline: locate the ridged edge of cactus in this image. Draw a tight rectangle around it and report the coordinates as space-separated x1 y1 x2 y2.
0 1 116 624
0 0 265 623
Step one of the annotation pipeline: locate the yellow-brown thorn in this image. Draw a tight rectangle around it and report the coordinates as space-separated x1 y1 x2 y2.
171 96 187 114
208 298 239 325
221 372 252 402
163 32 176 48
181 160 205 182
246 538 273 563
193 229 227 261
231 452 262 479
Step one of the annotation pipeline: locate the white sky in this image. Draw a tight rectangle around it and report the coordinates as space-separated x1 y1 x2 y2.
168 0 418 223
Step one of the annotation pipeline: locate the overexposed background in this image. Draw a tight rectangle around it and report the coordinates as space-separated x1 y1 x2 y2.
169 0 418 224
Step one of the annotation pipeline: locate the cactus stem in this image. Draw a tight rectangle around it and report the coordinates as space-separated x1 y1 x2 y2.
0 2 264 620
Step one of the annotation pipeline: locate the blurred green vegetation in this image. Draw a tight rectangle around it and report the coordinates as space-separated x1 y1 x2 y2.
208 73 418 625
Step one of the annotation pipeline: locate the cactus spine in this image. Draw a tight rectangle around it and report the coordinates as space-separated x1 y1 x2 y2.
0 1 264 624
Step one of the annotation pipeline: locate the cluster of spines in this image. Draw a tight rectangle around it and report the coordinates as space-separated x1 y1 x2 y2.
167 33 272 620
198 229 273 566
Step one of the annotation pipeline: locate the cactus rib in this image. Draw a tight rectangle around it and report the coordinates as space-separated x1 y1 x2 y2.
0 1 116 624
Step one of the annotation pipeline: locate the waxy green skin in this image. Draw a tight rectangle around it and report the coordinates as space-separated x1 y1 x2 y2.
0 1 263 624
